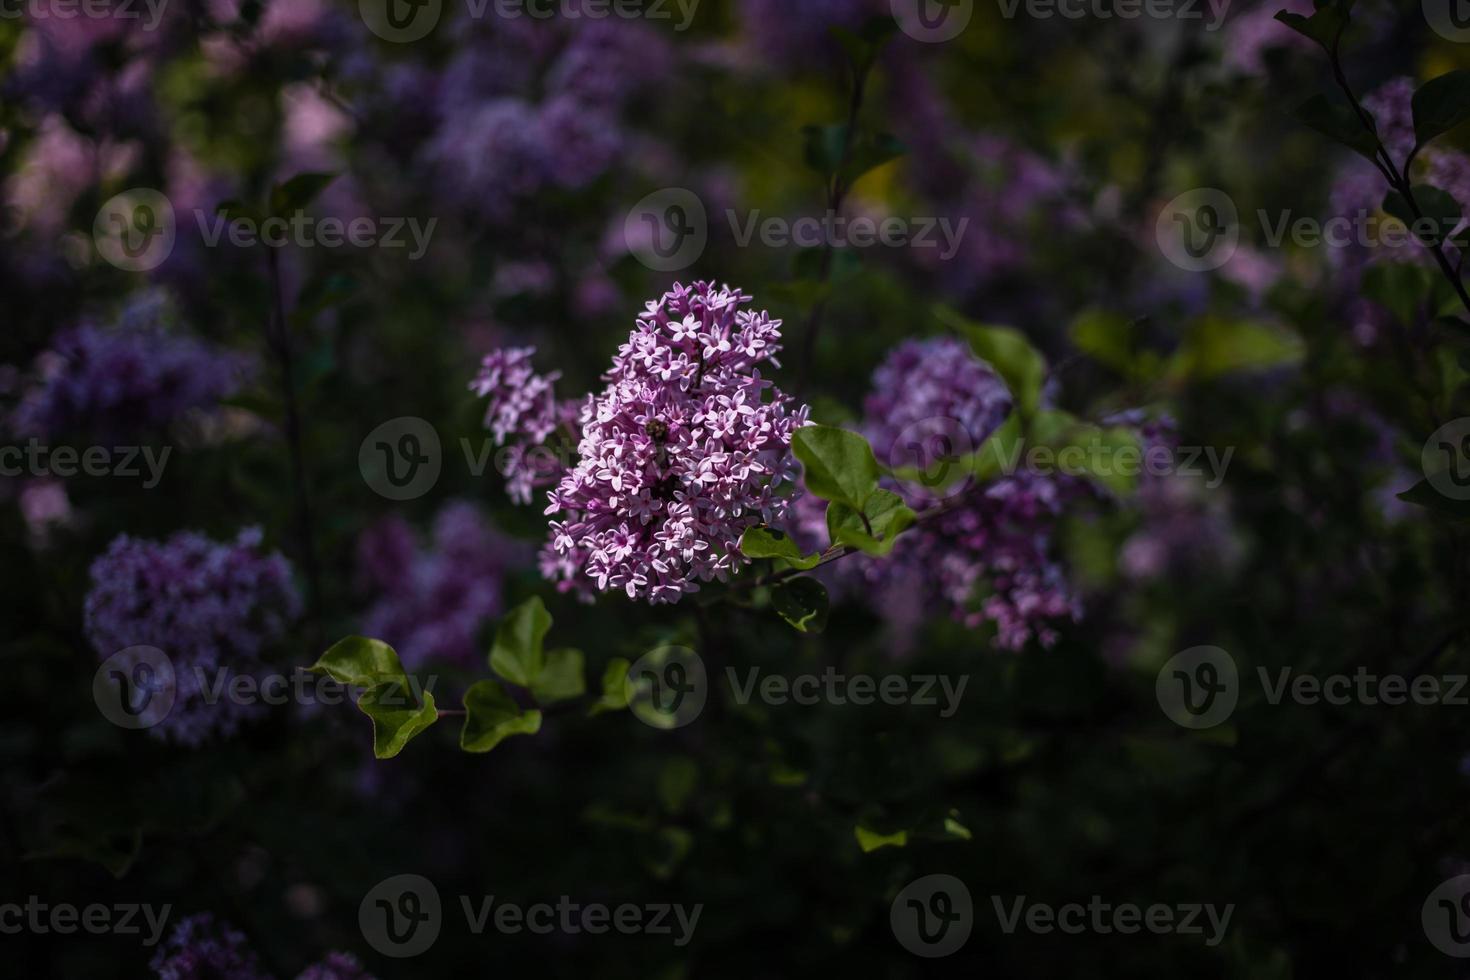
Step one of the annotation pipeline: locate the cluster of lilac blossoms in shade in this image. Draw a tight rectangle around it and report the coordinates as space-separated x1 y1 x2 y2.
151 913 374 980
470 347 580 505
9 291 252 440
525 282 809 603
84 528 300 745
797 337 1084 651
356 501 525 669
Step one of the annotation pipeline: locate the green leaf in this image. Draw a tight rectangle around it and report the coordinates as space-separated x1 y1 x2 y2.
460 680 542 753
358 681 438 759
970 413 1024 483
589 658 632 716
1383 186 1462 247
1167 316 1303 381
269 171 337 217
792 425 880 509
839 131 906 186
826 489 916 556
1030 414 1143 497
1396 479 1470 520
801 124 849 177
1291 93 1380 163
1069 309 1137 376
1272 4 1346 49
531 648 586 704
1413 71 1470 148
310 636 406 689
939 310 1047 421
771 578 829 633
854 825 908 852
739 526 821 569
490 597 552 688
943 816 972 840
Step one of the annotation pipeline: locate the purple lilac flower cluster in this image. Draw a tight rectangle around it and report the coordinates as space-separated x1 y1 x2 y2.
294 952 376 980
84 528 301 745
470 347 580 504
423 18 670 221
10 292 251 440
150 914 270 980
799 337 1083 651
737 0 878 69
540 282 809 603
356 501 523 668
151 914 375 980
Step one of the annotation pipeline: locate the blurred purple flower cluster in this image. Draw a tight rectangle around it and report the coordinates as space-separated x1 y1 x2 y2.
356 501 523 669
539 281 809 602
470 347 580 504
84 527 301 745
151 913 374 980
797 337 1084 651
418 17 672 221
10 291 251 441
150 913 268 980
